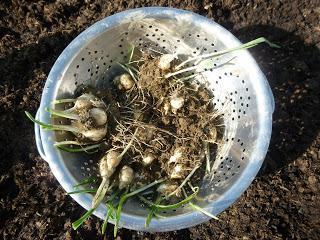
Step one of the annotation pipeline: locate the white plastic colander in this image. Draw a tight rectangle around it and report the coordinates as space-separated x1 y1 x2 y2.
34 7 274 232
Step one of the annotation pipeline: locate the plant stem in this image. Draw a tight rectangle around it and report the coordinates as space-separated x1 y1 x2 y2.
54 141 101 153
127 44 135 63
175 37 280 70
73 176 97 188
52 99 76 104
102 202 116 234
203 142 211 174
167 165 200 198
114 179 166 236
140 188 199 211
45 107 79 120
118 128 139 159
72 208 95 230
92 178 110 209
67 189 97 195
181 187 219 220
25 111 78 132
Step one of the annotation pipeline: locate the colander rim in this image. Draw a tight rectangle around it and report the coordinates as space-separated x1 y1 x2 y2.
37 7 274 232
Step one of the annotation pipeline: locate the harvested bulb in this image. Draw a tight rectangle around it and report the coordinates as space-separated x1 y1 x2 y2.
73 93 96 110
26 93 108 143
158 54 176 70
100 150 121 177
114 73 134 91
168 147 183 164
118 165 134 190
92 128 138 209
170 95 184 114
170 164 184 179
81 127 107 142
142 152 155 166
89 108 108 126
92 150 121 209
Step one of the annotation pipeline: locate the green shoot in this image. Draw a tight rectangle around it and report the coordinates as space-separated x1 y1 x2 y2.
181 187 219 220
127 44 135 63
145 197 162 227
54 141 101 153
67 188 97 195
73 189 119 232
114 178 166 236
143 188 199 211
45 107 79 120
153 212 165 219
102 202 116 234
117 62 139 83
146 208 155 227
72 208 95 230
167 165 200 198
167 37 280 78
188 202 219 220
52 99 76 104
73 176 97 188
25 111 78 132
179 56 236 82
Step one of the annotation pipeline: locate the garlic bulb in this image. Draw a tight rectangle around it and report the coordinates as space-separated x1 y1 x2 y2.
89 108 108 126
170 95 184 114
81 127 107 142
142 153 155 166
114 73 134 91
119 165 134 189
158 54 176 70
99 150 121 177
74 93 95 110
170 164 183 179
168 147 183 164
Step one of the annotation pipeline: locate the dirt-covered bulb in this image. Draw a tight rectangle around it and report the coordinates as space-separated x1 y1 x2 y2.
158 54 176 70
170 95 184 114
99 150 121 178
170 164 184 179
119 165 134 189
142 153 155 166
89 108 108 126
114 73 134 91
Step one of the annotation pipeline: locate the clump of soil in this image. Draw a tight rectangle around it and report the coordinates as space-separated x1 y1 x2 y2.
96 53 222 195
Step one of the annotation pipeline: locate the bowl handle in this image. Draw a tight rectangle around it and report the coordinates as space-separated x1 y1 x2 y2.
34 109 47 162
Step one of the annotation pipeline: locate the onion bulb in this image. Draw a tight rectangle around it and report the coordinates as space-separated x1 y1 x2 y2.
81 127 107 142
170 95 184 114
170 164 184 179
118 165 134 189
114 73 134 91
158 54 176 70
74 93 95 110
99 150 121 178
89 108 108 126
168 147 183 164
142 152 155 166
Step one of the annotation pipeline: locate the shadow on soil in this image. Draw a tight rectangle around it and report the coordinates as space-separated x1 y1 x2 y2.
233 25 320 175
